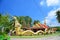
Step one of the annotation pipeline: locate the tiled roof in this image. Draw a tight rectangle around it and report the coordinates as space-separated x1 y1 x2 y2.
38 24 48 28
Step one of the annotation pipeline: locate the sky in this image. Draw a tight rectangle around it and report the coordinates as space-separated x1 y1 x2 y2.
0 0 60 26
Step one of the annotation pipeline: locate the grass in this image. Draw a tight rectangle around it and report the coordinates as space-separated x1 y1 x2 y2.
10 32 60 38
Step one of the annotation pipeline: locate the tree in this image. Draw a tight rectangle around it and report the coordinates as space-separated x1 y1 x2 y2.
17 16 32 28
56 10 60 23
33 20 40 25
33 20 40 28
17 16 26 28
25 16 32 27
0 13 13 34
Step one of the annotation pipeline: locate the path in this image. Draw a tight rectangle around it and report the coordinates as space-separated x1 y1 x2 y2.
11 36 60 40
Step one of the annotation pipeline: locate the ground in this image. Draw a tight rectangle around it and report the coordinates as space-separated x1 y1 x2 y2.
11 36 60 40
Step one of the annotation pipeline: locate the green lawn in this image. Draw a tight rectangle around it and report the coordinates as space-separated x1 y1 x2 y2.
10 32 60 38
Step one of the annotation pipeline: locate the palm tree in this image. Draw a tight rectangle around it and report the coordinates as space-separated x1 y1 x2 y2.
56 10 60 23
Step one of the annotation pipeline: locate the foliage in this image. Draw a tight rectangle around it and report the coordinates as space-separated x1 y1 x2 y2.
56 10 60 23
17 16 32 28
33 20 40 25
0 13 13 34
0 13 59 36
52 27 60 31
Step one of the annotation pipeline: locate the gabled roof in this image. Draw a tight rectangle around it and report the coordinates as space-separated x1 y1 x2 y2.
38 24 48 28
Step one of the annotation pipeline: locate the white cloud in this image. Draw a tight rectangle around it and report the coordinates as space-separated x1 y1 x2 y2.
42 8 60 26
46 0 60 6
40 0 60 7
40 0 60 26
46 8 60 19
40 1 44 6
45 10 56 20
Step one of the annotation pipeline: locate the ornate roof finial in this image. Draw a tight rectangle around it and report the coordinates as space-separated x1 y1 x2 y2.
44 18 46 25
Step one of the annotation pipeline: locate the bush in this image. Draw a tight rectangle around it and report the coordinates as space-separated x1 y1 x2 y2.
0 32 7 37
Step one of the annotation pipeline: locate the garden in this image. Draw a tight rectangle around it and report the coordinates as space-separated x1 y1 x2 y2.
0 12 60 40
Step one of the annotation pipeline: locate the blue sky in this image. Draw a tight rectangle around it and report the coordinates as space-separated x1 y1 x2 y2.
0 0 60 26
